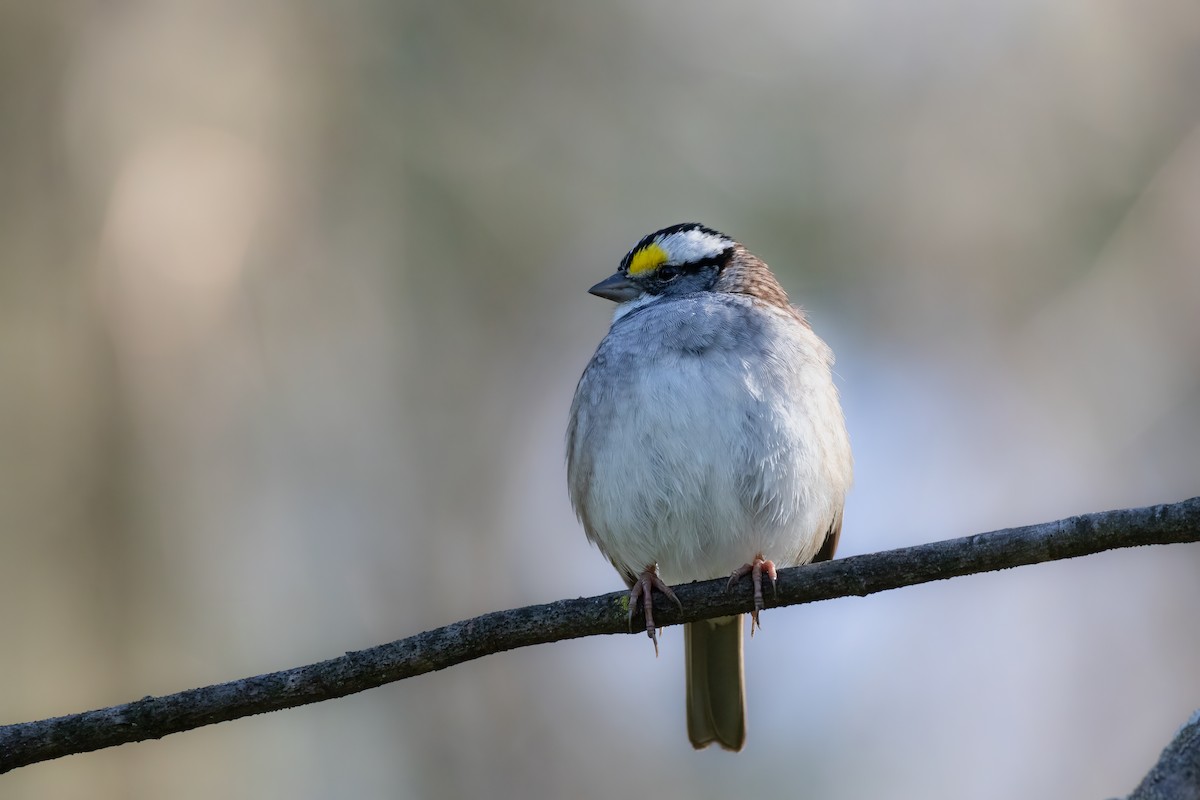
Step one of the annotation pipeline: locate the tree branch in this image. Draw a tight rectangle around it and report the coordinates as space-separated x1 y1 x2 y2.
1120 710 1200 800
2 497 1198 774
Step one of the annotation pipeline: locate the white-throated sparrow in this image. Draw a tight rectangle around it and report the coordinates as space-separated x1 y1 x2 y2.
566 223 852 751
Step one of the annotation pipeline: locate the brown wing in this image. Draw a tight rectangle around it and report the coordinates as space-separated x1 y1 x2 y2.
811 509 843 564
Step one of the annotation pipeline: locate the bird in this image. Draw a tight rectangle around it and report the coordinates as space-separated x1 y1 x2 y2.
566 222 852 751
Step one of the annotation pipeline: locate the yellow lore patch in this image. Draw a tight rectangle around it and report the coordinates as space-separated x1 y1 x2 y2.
627 243 668 276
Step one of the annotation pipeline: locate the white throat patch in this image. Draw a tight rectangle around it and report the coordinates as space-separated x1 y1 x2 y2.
611 292 659 323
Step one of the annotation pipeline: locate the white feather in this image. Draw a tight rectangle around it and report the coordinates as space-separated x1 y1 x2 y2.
657 228 732 265
568 293 852 585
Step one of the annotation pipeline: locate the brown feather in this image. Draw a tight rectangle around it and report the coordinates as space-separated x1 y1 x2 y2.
713 246 794 312
812 510 843 564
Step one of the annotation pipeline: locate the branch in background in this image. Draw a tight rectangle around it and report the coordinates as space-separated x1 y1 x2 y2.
1120 710 1200 800
2 497 1198 775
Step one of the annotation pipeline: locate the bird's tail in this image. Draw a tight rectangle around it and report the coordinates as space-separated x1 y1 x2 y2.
685 615 746 751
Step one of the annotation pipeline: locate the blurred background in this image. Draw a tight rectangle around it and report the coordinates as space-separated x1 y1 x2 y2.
3 1 1200 797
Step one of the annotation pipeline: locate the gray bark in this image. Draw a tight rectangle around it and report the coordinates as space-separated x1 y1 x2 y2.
1120 711 1200 800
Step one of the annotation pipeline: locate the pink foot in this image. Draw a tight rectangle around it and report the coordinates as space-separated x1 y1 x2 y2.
727 555 777 634
629 566 682 655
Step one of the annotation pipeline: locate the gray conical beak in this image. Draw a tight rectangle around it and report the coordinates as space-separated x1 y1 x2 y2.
588 272 640 303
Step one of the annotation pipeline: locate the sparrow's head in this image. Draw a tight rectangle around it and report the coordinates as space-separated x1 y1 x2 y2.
588 223 736 303
589 223 791 310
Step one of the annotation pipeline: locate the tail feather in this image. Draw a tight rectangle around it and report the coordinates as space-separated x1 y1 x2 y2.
685 615 746 751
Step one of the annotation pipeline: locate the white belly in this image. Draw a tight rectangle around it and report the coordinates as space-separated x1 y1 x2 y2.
568 299 851 584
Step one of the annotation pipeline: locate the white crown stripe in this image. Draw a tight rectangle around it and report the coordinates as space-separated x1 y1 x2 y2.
657 229 733 265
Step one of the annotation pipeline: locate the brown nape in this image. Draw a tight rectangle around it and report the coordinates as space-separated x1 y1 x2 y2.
712 246 796 314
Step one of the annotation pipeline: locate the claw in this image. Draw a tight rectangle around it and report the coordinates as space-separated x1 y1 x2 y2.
628 566 682 655
728 555 777 634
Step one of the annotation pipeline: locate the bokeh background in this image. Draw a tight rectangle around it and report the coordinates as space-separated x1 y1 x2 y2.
3 2 1200 798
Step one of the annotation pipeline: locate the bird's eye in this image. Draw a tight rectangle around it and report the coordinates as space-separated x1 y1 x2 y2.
658 264 681 280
